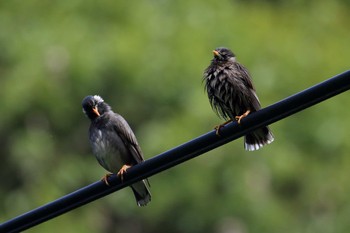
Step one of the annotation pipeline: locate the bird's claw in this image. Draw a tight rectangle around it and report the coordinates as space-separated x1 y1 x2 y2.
214 119 233 136
235 110 251 124
101 173 113 186
214 125 223 136
117 164 132 182
235 116 243 124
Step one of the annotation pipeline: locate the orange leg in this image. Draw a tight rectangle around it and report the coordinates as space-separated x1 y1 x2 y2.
214 119 233 136
235 110 251 124
101 173 113 186
117 164 132 182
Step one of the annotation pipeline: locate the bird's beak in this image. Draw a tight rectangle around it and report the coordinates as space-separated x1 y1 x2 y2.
92 107 100 117
213 50 220 57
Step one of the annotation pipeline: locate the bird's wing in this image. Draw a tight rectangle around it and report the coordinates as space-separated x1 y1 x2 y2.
111 113 145 164
232 63 255 90
226 62 262 111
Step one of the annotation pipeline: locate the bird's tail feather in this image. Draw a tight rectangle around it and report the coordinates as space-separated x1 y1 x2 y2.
131 179 151 207
244 126 274 151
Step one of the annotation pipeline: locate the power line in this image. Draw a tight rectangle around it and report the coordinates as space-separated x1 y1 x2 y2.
1 70 350 233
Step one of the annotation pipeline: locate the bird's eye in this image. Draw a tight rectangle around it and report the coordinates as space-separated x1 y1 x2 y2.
219 53 227 60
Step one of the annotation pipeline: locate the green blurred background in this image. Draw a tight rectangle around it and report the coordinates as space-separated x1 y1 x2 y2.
1 0 350 232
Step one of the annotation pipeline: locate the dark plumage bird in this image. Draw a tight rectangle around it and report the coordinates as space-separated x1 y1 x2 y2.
82 95 151 206
203 47 274 151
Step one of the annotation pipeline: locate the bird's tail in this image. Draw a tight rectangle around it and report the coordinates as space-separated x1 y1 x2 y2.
244 126 274 151
130 179 151 207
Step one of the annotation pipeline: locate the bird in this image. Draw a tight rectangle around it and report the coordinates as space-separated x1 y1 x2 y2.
203 47 274 151
82 95 151 206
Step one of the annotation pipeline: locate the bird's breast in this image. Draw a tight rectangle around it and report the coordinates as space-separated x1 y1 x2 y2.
90 128 127 173
206 67 251 118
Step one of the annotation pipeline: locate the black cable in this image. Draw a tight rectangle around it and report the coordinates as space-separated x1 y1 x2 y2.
1 70 349 233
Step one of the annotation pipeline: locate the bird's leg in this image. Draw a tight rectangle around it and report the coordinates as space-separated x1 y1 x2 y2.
235 110 251 124
214 119 233 136
117 164 132 182
101 173 113 186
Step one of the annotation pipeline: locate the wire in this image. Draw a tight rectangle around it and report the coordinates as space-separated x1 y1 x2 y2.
1 70 350 233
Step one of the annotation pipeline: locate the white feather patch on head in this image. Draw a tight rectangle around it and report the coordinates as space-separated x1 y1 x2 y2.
93 95 104 103
228 57 236 62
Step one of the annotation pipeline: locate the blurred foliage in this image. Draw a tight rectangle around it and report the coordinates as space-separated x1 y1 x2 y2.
0 0 350 233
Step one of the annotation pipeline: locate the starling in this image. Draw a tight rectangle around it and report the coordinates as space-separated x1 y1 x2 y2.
203 47 274 151
82 95 151 206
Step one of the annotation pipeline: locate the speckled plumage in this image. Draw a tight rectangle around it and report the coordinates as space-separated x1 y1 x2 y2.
203 47 274 151
82 95 151 206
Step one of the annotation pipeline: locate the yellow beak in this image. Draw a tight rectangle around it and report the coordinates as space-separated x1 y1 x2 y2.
92 107 100 117
213 50 220 57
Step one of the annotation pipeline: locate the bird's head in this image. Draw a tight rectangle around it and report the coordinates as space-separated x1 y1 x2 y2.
82 95 110 120
212 47 236 62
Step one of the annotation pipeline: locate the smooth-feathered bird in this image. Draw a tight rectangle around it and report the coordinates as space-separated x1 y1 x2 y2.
203 47 274 151
82 95 151 206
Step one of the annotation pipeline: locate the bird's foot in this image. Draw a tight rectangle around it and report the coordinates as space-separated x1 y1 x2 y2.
214 119 232 136
117 164 132 182
235 110 251 124
101 173 113 186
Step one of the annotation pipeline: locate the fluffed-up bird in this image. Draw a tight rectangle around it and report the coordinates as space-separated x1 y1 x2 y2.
82 95 151 206
203 47 274 151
